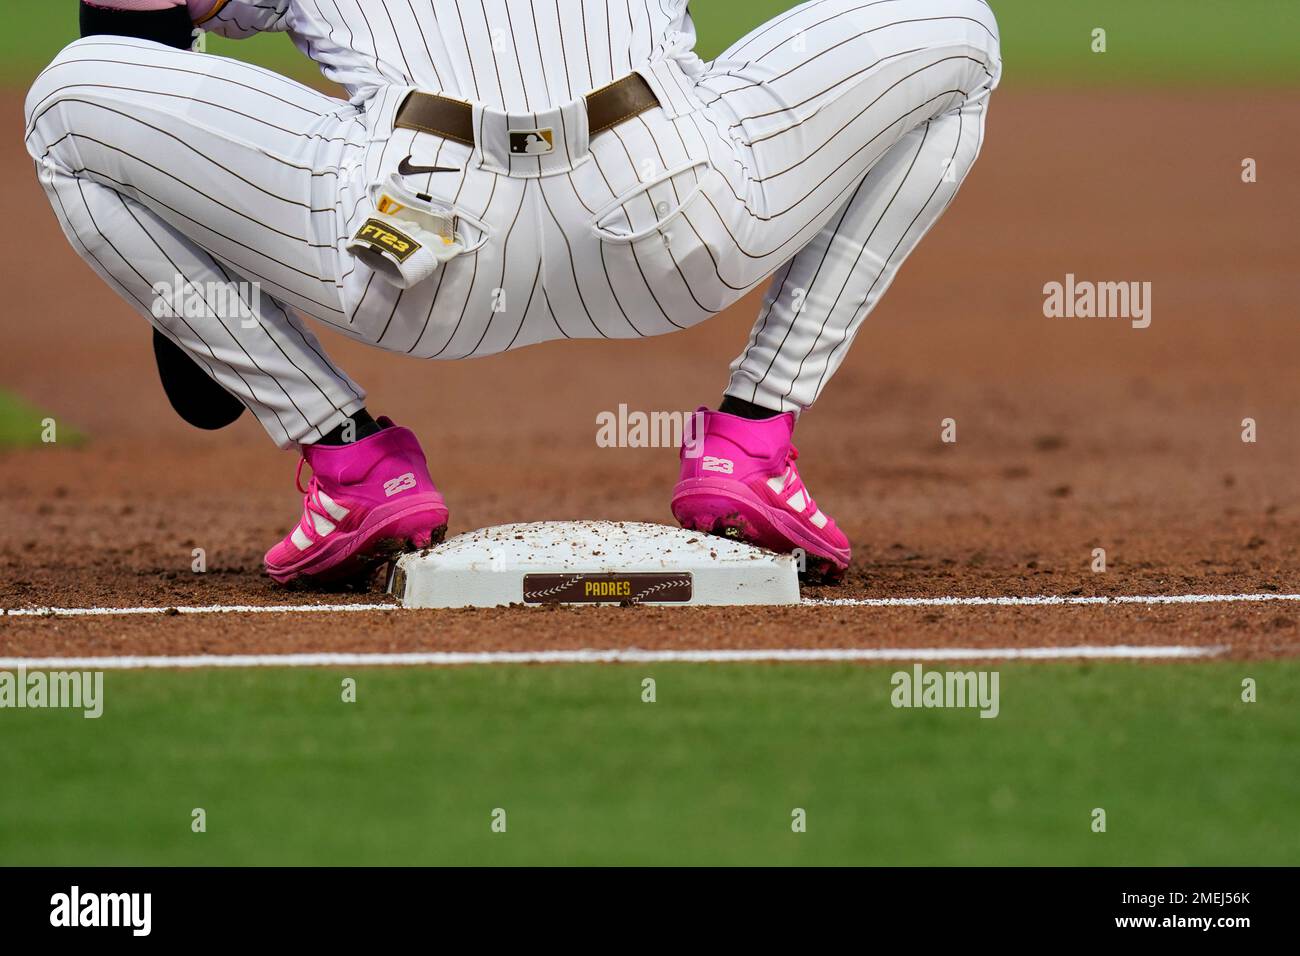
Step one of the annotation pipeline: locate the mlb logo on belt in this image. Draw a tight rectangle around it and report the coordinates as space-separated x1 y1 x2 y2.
510 128 554 155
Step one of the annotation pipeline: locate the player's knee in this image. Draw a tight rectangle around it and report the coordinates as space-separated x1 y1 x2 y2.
25 39 104 153
26 38 104 125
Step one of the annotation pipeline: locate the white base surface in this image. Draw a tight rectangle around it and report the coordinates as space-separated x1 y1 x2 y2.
389 521 800 608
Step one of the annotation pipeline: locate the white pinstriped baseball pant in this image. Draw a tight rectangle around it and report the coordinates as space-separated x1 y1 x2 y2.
24 0 1000 446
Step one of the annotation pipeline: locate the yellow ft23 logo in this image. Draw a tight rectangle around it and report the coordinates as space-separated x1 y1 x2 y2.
357 218 421 262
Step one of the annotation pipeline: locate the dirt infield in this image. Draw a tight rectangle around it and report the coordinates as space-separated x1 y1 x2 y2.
2 89 1297 659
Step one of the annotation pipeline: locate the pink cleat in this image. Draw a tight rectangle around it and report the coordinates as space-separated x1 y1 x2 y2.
265 418 449 585
671 407 851 582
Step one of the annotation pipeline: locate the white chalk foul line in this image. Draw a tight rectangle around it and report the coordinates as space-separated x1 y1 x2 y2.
0 645 1223 669
808 592 1300 608
2 603 397 618
2 592 1298 618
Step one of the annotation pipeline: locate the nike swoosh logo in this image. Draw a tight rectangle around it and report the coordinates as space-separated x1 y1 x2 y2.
398 156 461 176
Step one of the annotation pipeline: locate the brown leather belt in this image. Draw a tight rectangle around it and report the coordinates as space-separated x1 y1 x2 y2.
393 73 659 148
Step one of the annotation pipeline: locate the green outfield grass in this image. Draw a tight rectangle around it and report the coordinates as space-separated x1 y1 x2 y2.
0 661 1295 865
0 390 79 449
2 1 1298 88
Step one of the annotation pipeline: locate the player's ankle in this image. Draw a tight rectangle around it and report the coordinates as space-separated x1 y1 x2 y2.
314 409 384 446
718 396 782 421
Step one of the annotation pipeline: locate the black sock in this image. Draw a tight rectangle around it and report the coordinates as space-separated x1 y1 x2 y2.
316 409 383 445
80 2 196 49
719 396 781 420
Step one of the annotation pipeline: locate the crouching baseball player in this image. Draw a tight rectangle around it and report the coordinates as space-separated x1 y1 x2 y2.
25 0 1001 584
